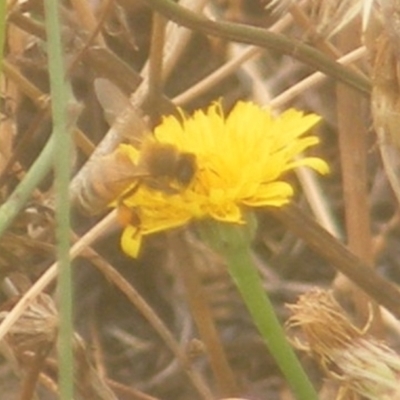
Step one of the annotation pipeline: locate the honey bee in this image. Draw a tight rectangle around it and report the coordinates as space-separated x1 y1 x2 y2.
71 79 197 216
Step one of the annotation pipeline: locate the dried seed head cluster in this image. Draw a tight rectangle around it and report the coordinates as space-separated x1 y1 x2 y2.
286 289 400 400
1 293 58 356
267 0 363 38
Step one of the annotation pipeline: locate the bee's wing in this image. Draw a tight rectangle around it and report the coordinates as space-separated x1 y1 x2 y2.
102 147 149 182
71 79 150 215
94 78 149 146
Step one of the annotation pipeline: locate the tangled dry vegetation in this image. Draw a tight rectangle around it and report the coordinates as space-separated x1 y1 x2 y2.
2 0 400 399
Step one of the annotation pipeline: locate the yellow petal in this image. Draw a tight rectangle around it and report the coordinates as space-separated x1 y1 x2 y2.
121 225 143 258
242 181 294 207
285 157 330 174
208 202 243 223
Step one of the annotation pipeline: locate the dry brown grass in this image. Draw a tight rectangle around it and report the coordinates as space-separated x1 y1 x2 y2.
1 1 400 399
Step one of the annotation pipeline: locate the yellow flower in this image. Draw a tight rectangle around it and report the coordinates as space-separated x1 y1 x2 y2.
116 101 328 257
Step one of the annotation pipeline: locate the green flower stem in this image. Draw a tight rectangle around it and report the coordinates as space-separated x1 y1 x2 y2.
0 0 6 73
43 1 74 400
200 220 318 400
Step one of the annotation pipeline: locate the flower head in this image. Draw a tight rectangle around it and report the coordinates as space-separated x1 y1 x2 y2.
286 289 400 400
115 101 328 257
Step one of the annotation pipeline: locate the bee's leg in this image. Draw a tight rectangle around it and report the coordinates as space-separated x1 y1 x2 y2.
117 202 141 227
116 181 141 226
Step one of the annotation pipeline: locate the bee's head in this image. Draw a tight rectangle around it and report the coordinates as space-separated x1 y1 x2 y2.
175 153 197 186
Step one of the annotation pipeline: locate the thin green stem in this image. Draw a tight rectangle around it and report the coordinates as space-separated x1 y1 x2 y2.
0 135 55 238
43 2 74 400
0 8 53 238
200 220 318 400
0 0 6 73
